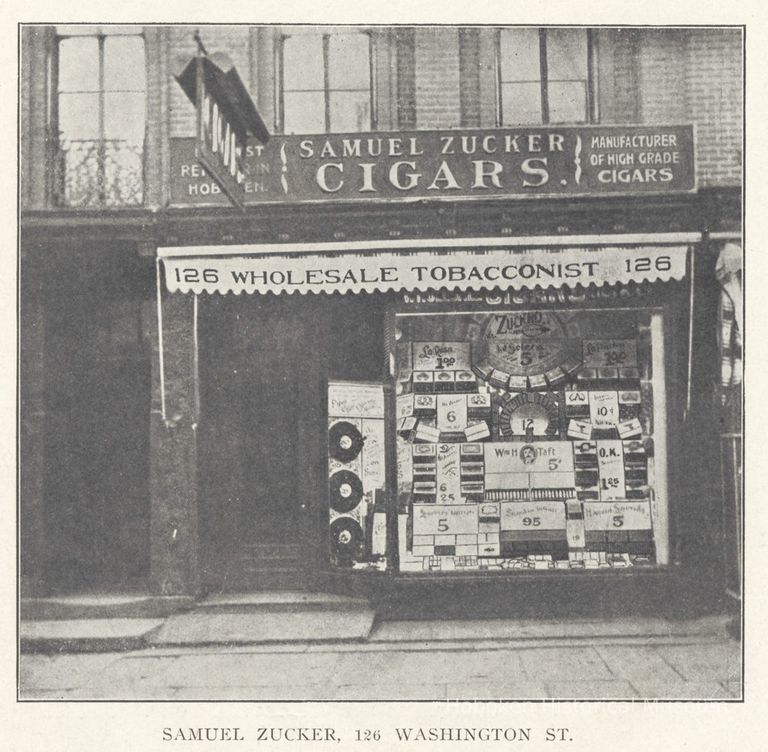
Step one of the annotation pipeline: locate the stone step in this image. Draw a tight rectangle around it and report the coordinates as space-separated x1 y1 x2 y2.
197 591 372 613
20 618 164 653
147 608 375 646
20 595 194 621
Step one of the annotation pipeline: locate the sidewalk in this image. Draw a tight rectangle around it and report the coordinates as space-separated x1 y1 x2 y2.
19 618 741 701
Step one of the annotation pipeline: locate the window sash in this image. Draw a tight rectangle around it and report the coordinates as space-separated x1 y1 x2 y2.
53 31 146 206
280 31 373 133
497 28 594 126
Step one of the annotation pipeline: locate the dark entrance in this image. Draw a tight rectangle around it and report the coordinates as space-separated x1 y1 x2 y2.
40 244 152 593
198 292 385 591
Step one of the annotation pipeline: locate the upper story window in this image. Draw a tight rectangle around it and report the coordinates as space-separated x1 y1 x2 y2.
53 25 146 207
278 30 373 134
497 27 594 125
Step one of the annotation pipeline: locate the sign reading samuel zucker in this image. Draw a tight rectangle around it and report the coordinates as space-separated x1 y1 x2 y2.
170 125 695 205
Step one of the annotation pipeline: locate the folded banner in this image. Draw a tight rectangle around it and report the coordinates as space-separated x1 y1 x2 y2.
162 245 689 296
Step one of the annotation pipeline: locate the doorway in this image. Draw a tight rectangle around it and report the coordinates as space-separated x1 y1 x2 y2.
198 292 385 590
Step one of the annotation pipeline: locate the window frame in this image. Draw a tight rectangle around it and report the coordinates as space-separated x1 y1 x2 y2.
495 27 598 127
50 26 148 208
276 30 376 134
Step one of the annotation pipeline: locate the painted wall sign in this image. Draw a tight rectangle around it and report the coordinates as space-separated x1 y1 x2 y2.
169 124 695 205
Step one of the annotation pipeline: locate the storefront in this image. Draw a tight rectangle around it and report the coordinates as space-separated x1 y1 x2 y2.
151 122 730 615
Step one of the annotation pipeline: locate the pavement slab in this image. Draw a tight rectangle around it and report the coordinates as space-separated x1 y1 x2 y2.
517 646 614 681
19 654 122 690
545 680 639 699
593 645 686 683
627 680 735 700
144 651 346 688
445 681 549 700
655 643 742 683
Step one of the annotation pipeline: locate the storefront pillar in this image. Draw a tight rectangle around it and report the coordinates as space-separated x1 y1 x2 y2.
148 286 200 596
19 249 47 596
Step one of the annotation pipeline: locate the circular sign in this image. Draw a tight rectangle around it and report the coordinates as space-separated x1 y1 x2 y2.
330 517 364 562
498 392 560 438
328 421 364 463
329 470 364 513
480 311 569 377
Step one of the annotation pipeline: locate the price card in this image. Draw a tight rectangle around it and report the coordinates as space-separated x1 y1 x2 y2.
589 391 620 427
567 419 593 440
436 444 461 504
412 504 478 536
583 501 652 531
583 340 638 369
596 440 626 500
328 382 384 418
396 437 413 493
501 501 566 531
397 394 414 420
617 418 643 439
565 390 590 407
361 419 385 489
412 342 471 371
437 394 468 432
371 512 387 555
484 441 575 475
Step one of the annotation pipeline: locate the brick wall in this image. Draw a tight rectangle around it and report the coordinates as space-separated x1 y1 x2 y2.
633 28 742 187
637 29 690 125
596 28 640 124
167 25 254 138
414 28 461 128
686 28 742 187
395 29 416 129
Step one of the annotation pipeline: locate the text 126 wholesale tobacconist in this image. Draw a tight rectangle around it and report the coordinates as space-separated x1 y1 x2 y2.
149 74 733 618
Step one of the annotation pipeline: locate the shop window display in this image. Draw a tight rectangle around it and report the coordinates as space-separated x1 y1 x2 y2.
327 381 388 570
392 307 670 574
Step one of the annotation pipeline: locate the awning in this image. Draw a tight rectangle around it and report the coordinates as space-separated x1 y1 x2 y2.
159 235 694 296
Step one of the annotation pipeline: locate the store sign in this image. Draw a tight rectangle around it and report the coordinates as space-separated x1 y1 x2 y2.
174 51 269 209
161 245 688 296
195 61 249 209
482 311 569 376
169 124 695 205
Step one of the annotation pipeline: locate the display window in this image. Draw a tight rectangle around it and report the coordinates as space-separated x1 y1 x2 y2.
390 306 671 574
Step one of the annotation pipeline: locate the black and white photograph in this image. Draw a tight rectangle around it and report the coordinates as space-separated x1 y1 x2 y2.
17 18 744 710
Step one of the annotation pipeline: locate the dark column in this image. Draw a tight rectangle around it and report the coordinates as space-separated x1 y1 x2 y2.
19 247 47 596
147 285 200 596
